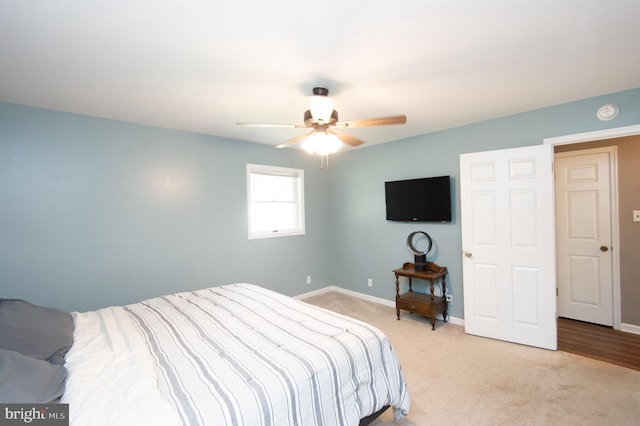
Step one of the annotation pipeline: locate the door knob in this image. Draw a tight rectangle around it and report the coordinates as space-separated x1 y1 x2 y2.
600 246 609 252
463 251 472 258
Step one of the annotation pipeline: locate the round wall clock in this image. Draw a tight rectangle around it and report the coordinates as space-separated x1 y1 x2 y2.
596 104 619 121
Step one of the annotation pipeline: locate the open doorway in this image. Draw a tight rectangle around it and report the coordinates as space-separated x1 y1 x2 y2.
545 125 640 335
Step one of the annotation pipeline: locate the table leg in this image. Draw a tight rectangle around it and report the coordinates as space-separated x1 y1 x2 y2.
442 275 449 322
429 279 436 330
395 274 400 320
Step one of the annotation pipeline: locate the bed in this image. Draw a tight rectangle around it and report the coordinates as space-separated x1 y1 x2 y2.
1 284 410 425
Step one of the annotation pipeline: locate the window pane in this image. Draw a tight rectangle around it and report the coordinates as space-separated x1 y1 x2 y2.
250 202 297 233
251 173 296 202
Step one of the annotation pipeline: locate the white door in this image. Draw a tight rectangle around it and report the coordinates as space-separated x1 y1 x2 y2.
555 148 613 326
460 144 557 350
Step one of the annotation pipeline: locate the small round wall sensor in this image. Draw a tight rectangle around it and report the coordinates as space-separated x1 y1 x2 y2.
597 104 619 121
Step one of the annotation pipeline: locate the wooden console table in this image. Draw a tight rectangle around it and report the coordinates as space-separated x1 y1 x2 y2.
393 261 448 330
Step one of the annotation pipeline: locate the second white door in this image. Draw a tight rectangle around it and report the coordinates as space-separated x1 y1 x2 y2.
555 148 614 326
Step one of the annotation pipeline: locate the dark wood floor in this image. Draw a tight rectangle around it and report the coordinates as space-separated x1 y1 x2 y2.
557 317 640 371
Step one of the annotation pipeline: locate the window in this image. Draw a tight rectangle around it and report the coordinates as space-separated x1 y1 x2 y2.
247 164 305 239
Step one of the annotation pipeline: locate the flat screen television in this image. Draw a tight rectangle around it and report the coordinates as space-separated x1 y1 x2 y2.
385 175 452 222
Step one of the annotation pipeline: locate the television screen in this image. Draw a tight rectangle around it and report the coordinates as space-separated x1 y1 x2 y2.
385 176 451 222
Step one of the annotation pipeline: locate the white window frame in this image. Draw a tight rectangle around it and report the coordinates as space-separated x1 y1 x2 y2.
246 163 305 240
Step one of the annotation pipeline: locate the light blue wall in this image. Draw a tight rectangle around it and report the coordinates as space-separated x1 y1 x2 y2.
2 87 639 317
0 103 333 312
327 87 640 320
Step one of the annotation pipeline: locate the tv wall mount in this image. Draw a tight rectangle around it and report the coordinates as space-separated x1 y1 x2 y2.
406 231 433 271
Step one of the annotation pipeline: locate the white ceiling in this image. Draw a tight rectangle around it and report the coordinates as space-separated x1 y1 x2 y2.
1 1 640 150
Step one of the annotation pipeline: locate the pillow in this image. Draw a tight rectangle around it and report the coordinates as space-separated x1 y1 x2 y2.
0 299 74 365
0 349 67 403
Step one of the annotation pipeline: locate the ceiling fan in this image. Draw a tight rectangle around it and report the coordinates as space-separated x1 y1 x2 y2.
236 87 407 156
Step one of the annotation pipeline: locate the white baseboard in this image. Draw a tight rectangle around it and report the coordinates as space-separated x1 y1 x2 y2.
296 286 465 327
293 286 339 300
620 322 640 335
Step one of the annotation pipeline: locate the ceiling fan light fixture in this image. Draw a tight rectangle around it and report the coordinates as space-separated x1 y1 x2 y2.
301 131 342 156
320 133 342 156
301 136 317 154
308 88 334 123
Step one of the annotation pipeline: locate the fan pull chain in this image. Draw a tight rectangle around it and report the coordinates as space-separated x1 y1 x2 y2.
320 154 330 170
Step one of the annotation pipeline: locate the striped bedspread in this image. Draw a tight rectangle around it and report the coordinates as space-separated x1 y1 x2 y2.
125 284 410 425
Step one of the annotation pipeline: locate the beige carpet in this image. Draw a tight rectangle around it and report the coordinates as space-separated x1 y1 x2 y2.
303 291 640 426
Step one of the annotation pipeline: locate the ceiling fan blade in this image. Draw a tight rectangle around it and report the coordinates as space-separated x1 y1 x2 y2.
236 122 308 128
276 130 315 149
336 114 407 128
330 129 363 147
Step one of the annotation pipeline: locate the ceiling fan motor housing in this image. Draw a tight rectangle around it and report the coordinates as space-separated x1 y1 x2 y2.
312 87 329 96
304 109 338 126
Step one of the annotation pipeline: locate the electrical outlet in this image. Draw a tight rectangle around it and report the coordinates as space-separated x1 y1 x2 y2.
306 275 311 285
445 294 453 305
367 278 373 288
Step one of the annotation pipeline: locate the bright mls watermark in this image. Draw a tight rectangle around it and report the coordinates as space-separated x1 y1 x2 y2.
1 405 68 425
